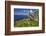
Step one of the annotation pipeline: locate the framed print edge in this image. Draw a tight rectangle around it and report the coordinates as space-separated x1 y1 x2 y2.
5 1 45 35
11 5 42 31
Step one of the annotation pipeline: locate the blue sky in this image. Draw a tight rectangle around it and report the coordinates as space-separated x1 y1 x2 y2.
14 8 39 15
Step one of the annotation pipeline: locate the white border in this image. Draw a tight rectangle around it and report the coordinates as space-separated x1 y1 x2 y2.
11 5 42 31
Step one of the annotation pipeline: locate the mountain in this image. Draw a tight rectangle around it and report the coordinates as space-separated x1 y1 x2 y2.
14 10 39 21
34 10 39 21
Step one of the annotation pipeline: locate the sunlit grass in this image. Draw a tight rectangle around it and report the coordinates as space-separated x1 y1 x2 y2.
14 19 39 27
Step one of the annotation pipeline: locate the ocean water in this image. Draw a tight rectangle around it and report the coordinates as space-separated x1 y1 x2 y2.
14 15 28 21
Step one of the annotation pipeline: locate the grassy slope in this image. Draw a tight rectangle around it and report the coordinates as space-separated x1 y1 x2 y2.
14 11 39 27
14 19 39 27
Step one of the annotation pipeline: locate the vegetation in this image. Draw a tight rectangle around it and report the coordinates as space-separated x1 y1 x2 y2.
14 10 39 27
14 19 39 27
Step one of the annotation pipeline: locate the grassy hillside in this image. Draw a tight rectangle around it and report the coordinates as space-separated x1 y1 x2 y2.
14 11 39 27
14 19 39 27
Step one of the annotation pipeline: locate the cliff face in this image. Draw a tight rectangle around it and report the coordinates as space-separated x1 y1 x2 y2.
34 10 39 21
14 11 39 21
14 9 39 21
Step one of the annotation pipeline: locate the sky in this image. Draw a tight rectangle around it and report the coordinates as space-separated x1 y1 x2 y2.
14 8 39 15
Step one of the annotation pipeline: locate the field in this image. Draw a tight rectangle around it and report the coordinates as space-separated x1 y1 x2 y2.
14 19 39 27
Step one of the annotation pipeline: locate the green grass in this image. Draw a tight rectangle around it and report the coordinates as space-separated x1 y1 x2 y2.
14 19 39 27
